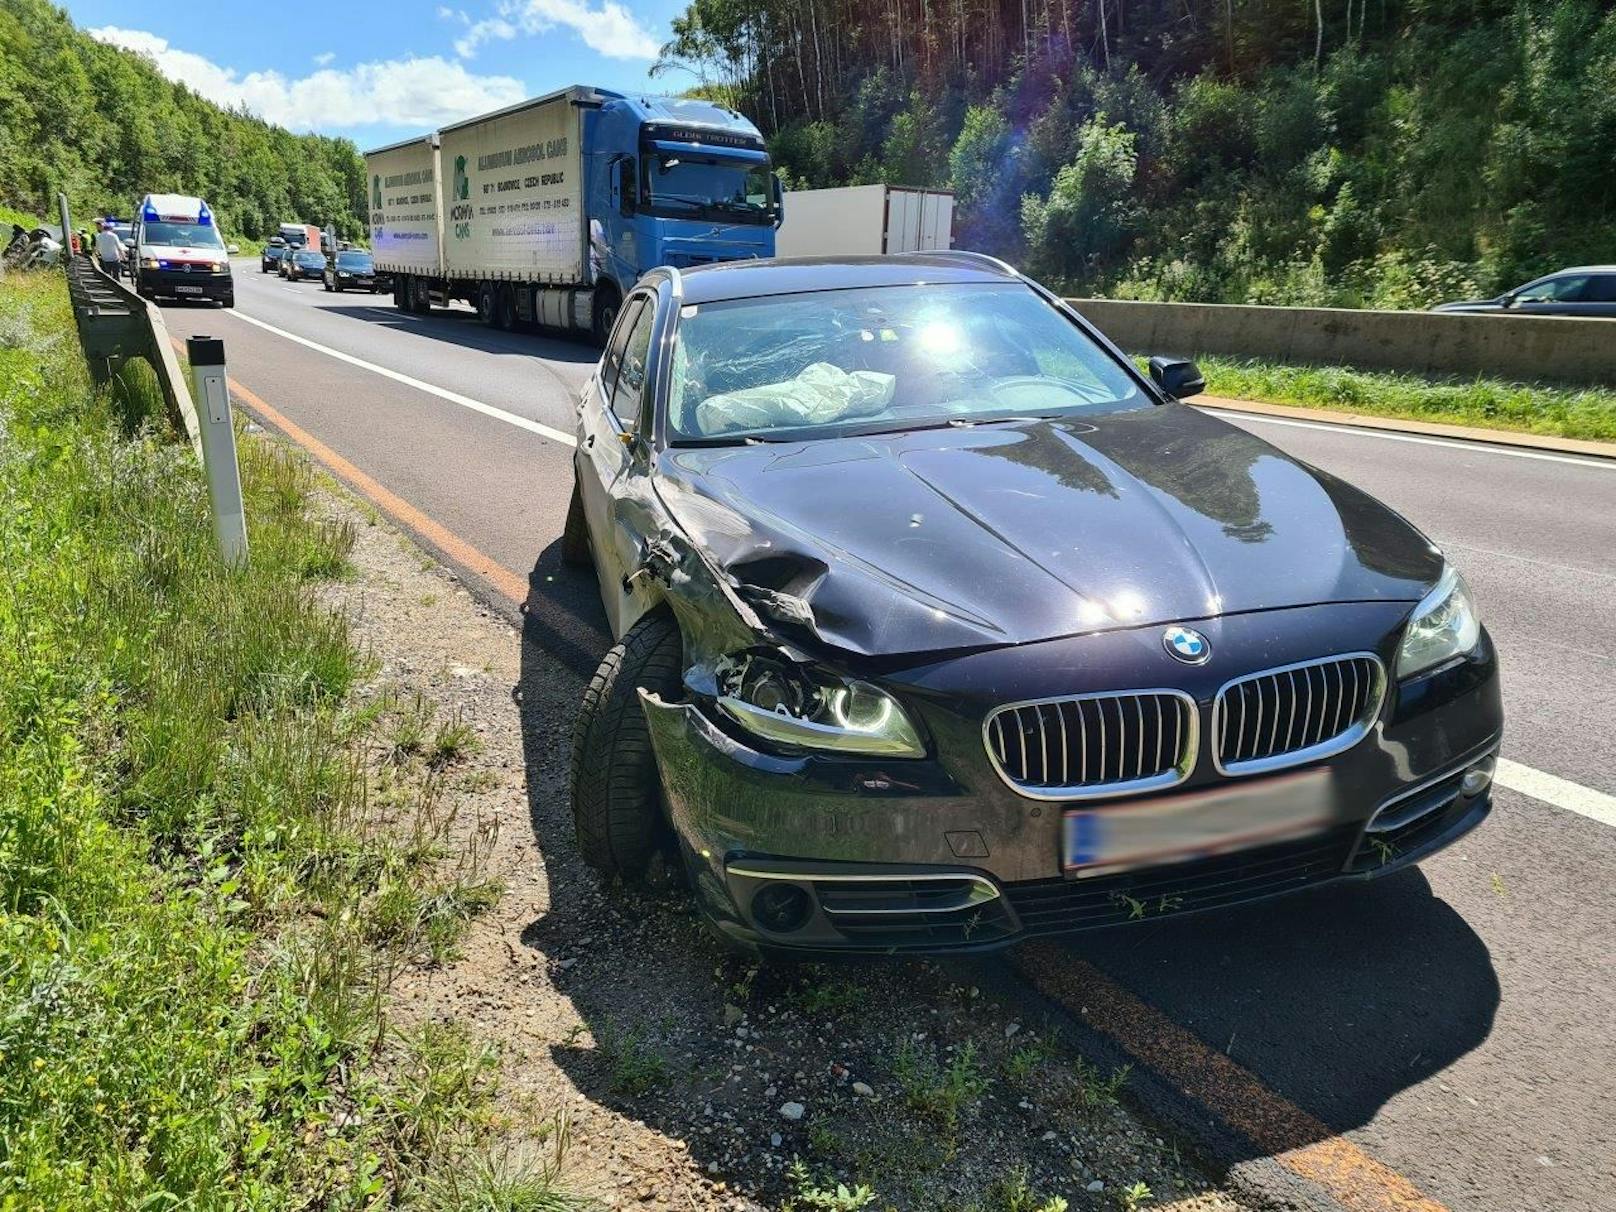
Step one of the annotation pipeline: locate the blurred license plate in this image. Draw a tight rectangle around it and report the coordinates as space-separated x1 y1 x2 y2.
1063 769 1333 877
175 285 203 294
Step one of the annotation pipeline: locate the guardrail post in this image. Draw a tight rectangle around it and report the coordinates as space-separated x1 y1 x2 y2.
187 336 249 564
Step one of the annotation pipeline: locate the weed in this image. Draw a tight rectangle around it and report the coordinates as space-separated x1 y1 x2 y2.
430 714 480 769
1116 1180 1153 1211
797 966 864 1016
595 1023 669 1096
894 1037 989 1137
1366 836 1398 867
986 1167 1069 1212
1490 871 1509 899
1071 1056 1132 1119
785 1159 879 1211
806 1116 844 1157
1005 1035 1059 1082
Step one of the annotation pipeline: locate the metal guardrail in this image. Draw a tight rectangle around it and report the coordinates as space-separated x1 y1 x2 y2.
59 193 247 562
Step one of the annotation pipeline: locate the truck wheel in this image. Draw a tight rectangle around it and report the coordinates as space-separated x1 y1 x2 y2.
561 481 592 568
591 283 620 348
477 282 497 326
496 284 517 331
413 278 433 314
569 610 682 879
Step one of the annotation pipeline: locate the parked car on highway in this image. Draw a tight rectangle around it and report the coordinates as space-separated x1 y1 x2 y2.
1432 266 1616 316
283 247 327 281
261 237 287 273
562 252 1503 955
324 249 382 292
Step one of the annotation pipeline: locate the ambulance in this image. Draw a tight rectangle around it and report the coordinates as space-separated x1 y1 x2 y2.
131 193 234 307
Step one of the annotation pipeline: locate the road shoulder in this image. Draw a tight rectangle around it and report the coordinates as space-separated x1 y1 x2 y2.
1192 394 1616 461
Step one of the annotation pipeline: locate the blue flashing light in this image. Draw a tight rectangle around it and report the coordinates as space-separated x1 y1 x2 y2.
141 202 159 221
197 201 213 227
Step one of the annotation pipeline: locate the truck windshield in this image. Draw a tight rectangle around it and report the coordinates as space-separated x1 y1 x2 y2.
142 221 224 248
644 154 776 226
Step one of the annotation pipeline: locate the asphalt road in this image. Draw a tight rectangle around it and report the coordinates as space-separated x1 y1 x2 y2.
161 265 1616 1212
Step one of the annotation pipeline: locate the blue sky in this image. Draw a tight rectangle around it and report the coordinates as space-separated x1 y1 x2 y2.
63 0 695 149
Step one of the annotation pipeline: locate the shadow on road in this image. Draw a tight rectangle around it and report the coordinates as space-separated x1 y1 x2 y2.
318 303 600 366
1052 865 1498 1164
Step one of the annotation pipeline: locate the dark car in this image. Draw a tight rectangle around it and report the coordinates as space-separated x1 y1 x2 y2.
1432 266 1616 316
284 247 328 281
262 237 287 273
324 249 381 292
561 253 1503 955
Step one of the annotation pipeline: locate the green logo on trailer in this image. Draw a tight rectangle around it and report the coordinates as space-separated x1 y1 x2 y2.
454 156 469 201
371 174 382 211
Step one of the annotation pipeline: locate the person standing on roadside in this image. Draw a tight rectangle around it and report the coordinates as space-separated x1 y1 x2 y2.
94 219 124 278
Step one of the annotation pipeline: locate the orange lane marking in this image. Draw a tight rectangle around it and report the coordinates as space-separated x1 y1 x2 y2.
218 365 530 608
1015 942 1447 1212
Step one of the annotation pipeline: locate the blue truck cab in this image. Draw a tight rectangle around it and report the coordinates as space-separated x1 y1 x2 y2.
584 90 781 339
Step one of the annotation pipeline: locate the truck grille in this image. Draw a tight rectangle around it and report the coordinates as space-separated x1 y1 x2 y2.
984 690 1196 800
1214 654 1384 775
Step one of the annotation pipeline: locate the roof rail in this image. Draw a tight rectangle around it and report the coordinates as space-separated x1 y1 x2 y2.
644 262 685 302
894 248 1020 277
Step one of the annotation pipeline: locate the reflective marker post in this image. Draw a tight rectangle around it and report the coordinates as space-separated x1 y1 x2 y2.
187 335 248 564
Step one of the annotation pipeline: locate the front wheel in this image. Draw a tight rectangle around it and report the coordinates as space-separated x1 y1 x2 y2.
569 611 683 879
591 283 620 348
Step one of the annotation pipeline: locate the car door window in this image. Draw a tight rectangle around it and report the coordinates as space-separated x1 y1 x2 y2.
1517 275 1588 303
1579 274 1616 303
610 299 655 430
599 297 644 403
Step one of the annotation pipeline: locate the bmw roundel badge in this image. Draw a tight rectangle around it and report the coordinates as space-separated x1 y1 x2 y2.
1163 625 1210 664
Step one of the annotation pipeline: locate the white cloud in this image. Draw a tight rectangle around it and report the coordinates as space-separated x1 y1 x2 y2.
313 51 335 66
89 26 525 133
455 0 661 61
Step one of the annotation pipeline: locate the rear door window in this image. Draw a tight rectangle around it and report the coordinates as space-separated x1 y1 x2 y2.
1579 274 1616 303
610 301 656 429
599 297 646 403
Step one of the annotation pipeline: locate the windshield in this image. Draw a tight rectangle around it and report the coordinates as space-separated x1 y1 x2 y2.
141 221 223 249
336 251 372 269
294 250 326 265
644 154 775 226
667 283 1148 443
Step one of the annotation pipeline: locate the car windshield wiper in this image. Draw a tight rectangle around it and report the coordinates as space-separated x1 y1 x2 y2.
672 433 788 447
946 415 1056 427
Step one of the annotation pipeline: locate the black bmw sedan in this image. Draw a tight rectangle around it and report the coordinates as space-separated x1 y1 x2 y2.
564 253 1502 954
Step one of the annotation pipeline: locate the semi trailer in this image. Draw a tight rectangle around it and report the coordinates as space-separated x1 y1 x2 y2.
365 85 782 343
773 184 954 258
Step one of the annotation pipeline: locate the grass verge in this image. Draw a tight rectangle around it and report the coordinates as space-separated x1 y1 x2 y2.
0 272 577 1208
1189 355 1616 443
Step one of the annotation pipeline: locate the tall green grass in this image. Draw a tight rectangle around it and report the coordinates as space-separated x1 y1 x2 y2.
0 274 569 1208
1194 356 1616 443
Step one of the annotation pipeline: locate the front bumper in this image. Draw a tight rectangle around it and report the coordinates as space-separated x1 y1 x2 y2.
140 267 233 301
640 602 1503 954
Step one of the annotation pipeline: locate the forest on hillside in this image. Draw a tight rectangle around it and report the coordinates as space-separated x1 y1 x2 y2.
658 0 1616 306
0 0 367 241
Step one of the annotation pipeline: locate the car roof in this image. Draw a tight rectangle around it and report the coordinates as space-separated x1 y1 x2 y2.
661 253 1024 305
1554 265 1616 275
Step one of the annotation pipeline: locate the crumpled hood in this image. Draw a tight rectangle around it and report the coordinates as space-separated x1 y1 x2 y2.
654 403 1442 657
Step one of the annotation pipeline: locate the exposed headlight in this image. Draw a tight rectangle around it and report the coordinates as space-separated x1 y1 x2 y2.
140 257 159 269
211 262 229 274
716 653 925 757
1396 565 1481 678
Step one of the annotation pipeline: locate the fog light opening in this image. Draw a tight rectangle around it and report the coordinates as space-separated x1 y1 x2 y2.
751 883 812 934
1460 758 1495 798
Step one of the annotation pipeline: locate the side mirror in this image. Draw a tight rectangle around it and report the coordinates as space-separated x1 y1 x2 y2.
226 243 240 254
771 176 785 230
1148 356 1206 400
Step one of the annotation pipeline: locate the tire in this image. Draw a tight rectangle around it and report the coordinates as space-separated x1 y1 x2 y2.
561 480 593 568
569 610 683 879
591 282 620 348
394 277 408 309
496 283 516 331
477 282 497 326
333 281 343 293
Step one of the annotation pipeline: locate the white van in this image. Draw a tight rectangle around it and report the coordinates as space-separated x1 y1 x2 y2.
131 193 234 307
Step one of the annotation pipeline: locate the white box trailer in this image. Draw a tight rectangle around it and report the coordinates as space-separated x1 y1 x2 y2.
437 90 587 286
774 184 954 258
367 134 444 278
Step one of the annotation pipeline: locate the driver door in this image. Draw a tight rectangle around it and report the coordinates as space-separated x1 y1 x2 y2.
577 290 656 638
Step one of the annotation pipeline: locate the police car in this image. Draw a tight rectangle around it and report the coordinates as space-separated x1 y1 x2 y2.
131 194 234 307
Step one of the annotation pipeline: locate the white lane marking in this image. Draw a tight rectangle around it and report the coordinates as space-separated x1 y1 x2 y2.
1210 409 1616 472
1495 759 1616 829
227 309 577 447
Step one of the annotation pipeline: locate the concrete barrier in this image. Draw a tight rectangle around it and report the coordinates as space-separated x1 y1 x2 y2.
1067 298 1616 387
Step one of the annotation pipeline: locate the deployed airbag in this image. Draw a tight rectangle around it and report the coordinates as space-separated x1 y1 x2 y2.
694 362 895 435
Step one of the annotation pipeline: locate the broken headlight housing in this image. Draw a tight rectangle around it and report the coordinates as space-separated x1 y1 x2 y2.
715 653 925 758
